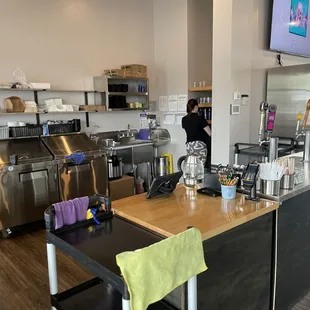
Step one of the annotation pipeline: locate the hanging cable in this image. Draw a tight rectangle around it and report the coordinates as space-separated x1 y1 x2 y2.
277 53 283 67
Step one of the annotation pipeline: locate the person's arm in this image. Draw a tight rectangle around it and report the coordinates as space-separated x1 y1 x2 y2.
204 125 211 137
200 116 212 137
182 116 185 129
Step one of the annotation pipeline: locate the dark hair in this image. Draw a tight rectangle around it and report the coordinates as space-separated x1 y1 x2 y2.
187 99 198 113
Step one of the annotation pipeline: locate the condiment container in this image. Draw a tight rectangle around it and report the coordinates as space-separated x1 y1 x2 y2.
280 174 295 190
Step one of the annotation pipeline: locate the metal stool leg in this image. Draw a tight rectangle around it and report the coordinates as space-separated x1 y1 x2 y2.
47 243 58 296
187 275 197 310
122 297 130 310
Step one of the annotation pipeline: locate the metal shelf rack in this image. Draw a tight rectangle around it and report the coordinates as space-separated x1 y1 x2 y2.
0 88 106 127
94 76 149 112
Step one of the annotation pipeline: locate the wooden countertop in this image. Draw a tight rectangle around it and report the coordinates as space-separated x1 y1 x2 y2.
112 185 279 241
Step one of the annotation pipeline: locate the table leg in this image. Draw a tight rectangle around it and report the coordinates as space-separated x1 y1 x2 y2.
122 297 130 310
46 242 58 295
188 275 197 310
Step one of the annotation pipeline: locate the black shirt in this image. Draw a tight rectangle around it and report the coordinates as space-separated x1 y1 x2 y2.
182 113 210 146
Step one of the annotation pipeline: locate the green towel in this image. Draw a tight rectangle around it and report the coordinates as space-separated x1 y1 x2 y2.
116 228 207 310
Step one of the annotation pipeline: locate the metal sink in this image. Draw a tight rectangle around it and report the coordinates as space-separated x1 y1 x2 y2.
120 139 152 146
150 128 171 147
119 136 136 144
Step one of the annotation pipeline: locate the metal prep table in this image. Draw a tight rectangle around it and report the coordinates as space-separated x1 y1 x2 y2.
42 133 108 201
0 137 59 234
234 138 295 165
45 195 176 310
92 130 155 190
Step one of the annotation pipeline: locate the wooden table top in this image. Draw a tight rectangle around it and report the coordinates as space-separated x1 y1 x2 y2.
112 185 279 241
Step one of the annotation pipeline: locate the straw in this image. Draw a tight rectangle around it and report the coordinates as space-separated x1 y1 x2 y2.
260 162 286 181
275 157 295 175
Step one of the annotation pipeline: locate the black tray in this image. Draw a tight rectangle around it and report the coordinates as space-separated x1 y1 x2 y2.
10 125 43 137
48 123 75 134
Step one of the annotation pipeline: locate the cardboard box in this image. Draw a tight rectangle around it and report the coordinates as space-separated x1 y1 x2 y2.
109 175 135 201
79 105 106 112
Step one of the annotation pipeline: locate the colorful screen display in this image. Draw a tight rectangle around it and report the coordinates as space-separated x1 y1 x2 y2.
270 0 310 57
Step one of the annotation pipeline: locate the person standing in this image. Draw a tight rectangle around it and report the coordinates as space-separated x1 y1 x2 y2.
181 99 212 166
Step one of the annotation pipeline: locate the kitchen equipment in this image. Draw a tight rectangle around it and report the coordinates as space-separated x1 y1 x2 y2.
41 133 108 201
0 126 9 139
242 163 260 201
155 156 169 177
138 129 150 140
146 171 182 199
181 155 204 188
261 179 280 196
10 124 43 137
72 119 81 132
266 104 277 134
280 174 295 189
268 137 279 162
107 154 123 180
136 162 153 191
151 128 171 147
46 120 80 135
0 137 59 233
102 139 115 147
303 131 310 162
161 153 173 174
135 176 145 194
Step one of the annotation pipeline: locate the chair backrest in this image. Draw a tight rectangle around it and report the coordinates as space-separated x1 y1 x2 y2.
116 228 207 310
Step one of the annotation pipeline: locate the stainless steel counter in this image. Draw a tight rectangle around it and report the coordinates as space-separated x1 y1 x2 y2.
210 156 310 204
242 160 310 203
102 140 153 151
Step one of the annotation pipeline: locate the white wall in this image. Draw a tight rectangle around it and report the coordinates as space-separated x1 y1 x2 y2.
249 0 310 143
212 0 310 165
229 0 254 163
0 0 155 131
187 0 213 87
153 0 188 168
211 0 233 165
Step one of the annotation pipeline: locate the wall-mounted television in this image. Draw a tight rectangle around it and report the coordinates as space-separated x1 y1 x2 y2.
270 0 310 58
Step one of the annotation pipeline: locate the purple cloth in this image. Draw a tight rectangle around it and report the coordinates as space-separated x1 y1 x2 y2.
53 196 89 230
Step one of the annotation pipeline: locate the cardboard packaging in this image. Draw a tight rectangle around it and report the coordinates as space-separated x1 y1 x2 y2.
109 175 135 201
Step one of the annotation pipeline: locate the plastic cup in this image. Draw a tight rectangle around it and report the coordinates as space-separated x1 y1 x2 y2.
221 185 237 200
